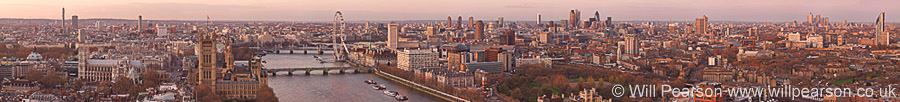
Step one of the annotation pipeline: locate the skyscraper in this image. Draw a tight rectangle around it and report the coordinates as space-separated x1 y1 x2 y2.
426 26 437 42
138 15 143 31
606 17 612 26
447 16 452 27
388 22 400 50
364 21 370 33
694 15 708 35
575 9 581 28
842 19 848 25
808 13 814 24
594 11 600 21
474 20 485 40
537 13 542 25
457 16 463 28
816 15 821 23
876 12 888 45
570 10 577 28
77 29 84 42
550 21 557 34
71 15 78 29
498 17 504 28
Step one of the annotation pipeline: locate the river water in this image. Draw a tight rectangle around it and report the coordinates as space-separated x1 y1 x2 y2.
263 53 446 102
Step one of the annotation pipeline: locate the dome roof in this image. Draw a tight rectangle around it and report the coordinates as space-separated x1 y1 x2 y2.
26 52 42 61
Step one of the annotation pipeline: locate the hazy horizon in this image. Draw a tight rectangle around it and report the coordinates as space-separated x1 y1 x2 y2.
1 0 898 22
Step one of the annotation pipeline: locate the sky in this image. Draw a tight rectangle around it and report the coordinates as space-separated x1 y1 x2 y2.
0 0 898 22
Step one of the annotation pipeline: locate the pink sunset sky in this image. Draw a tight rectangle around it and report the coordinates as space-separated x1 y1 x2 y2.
0 0 897 22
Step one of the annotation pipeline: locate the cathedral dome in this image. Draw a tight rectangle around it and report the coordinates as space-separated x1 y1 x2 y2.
26 52 43 61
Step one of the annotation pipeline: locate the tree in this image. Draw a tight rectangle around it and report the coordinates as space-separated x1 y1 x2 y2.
96 81 113 95
586 77 597 88
40 72 66 87
25 70 42 81
195 85 222 102
535 76 550 87
112 77 135 94
257 85 279 102
141 70 161 88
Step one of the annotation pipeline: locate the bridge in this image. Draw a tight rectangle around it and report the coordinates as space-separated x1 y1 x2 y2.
262 46 335 55
265 66 373 76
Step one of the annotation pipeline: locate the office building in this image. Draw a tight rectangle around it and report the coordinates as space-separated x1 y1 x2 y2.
605 17 612 28
550 21 558 34
444 44 471 71
425 26 436 37
498 52 514 72
498 17 504 28
484 47 505 62
71 15 78 29
397 49 440 71
387 22 399 50
569 10 579 28
157 25 168 37
501 29 515 45
474 20 485 40
539 32 553 44
448 52 471 71
77 29 85 42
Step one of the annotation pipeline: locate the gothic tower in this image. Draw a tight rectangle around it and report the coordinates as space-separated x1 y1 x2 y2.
198 29 218 86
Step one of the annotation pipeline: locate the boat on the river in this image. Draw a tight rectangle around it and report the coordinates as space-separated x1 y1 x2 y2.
365 80 377 84
394 95 408 101
373 84 386 90
384 91 399 97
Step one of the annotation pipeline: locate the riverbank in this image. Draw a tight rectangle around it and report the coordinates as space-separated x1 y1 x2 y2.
375 69 471 102
263 54 445 102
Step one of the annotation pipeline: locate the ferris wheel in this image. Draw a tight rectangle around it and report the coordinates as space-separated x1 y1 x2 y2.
332 11 351 61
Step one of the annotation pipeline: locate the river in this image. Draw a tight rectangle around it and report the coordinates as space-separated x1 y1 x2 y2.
263 53 446 102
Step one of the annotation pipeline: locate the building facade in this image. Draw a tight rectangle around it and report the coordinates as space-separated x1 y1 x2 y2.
397 49 440 71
